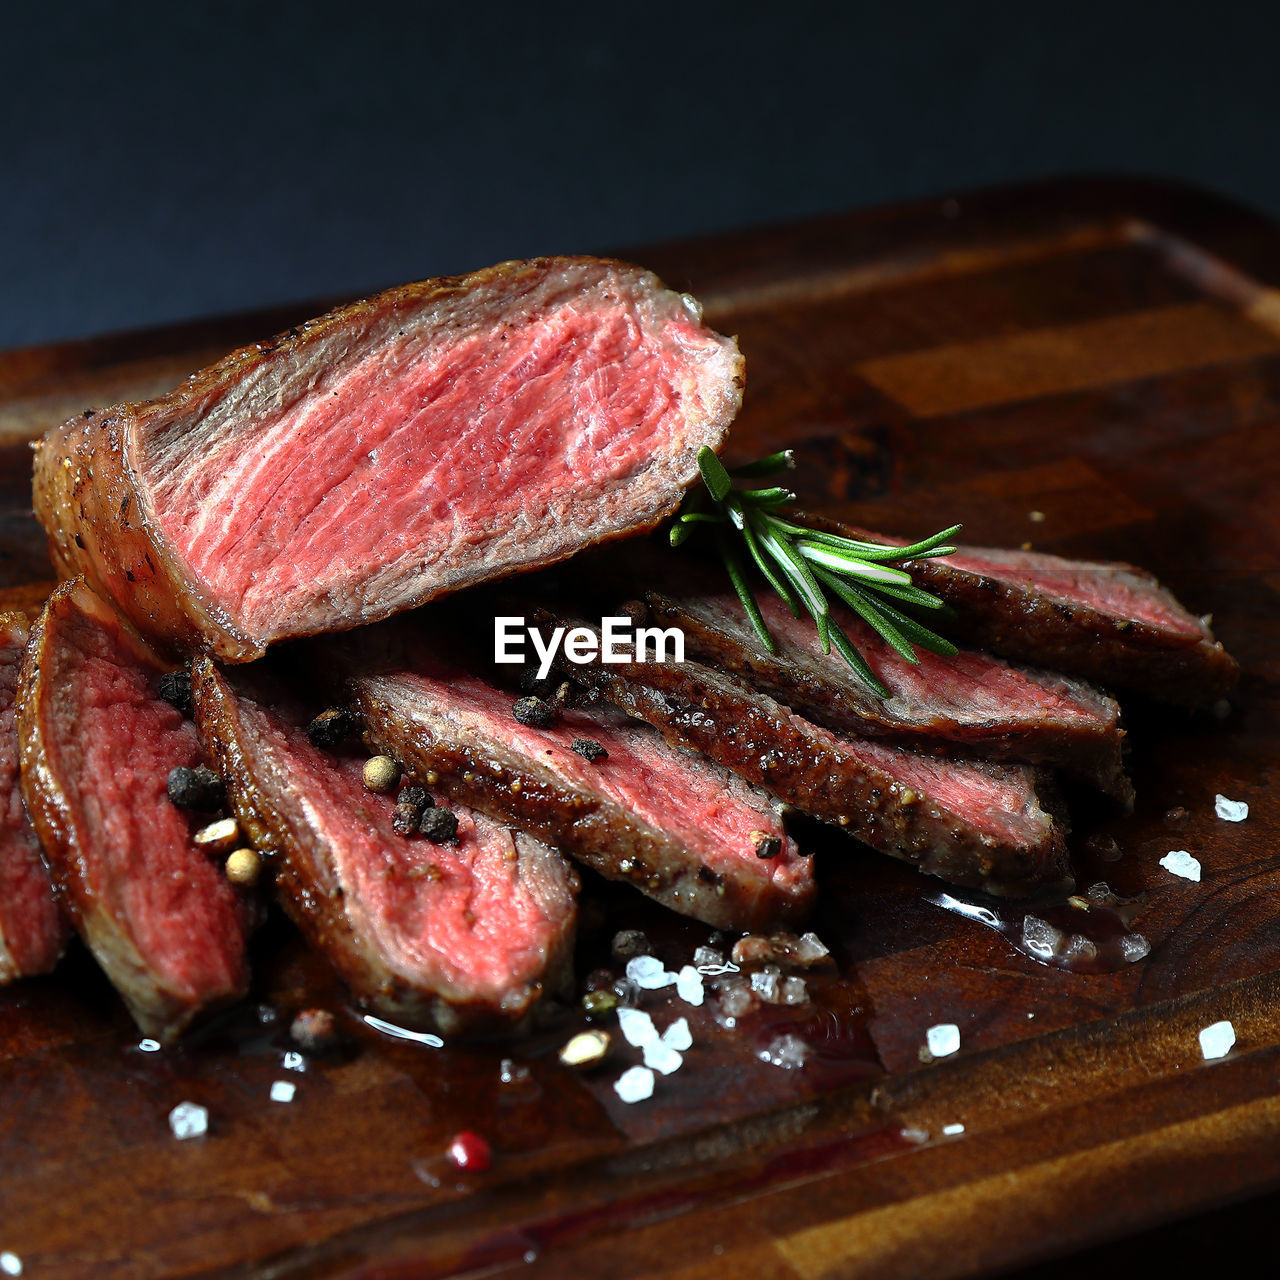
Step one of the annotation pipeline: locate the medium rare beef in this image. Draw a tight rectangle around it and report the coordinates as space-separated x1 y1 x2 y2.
799 513 1237 707
345 639 814 932
33 258 743 662
17 582 250 1039
543 629 1068 896
192 659 578 1035
643 584 1131 803
0 612 67 982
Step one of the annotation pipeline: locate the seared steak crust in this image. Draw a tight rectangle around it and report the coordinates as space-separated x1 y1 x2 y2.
0 612 67 982
193 660 578 1036
17 583 250 1039
645 587 1131 803
799 513 1237 707
345 645 814 931
549 640 1069 897
33 258 742 662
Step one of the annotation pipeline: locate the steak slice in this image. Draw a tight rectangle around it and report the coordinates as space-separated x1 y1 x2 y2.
541 626 1068 896
799 513 1237 707
192 659 578 1035
345 641 814 932
644 584 1131 802
17 582 251 1040
34 258 742 662
0 612 68 982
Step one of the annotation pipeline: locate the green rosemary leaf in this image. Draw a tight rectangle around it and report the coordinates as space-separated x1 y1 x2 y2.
816 611 832 655
865 596 960 657
828 618 890 697
714 527 777 654
862 579 950 610
728 449 795 478
678 512 728 525
669 520 694 547
737 487 797 508
817 572 920 664
697 446 733 502
737 506 803 616
794 539 914 585
753 516 829 619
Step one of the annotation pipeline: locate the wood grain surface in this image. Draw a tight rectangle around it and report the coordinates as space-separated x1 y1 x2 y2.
3 177 1280 1279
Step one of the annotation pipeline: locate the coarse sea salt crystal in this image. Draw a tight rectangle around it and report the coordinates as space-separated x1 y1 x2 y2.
270 1080 297 1103
942 1123 965 1136
169 1101 208 1140
1199 1020 1236 1060
1021 915 1063 959
750 967 781 1002
614 1065 655 1103
926 1024 960 1058
1160 850 1201 882
759 1033 810 1069
1121 933 1152 963
282 1050 306 1072
661 1017 692 1052
616 1006 658 1048
642 1040 683 1075
626 954 677 990
1215 794 1249 823
138 1038 162 1053
676 965 705 1006
0 1253 21 1277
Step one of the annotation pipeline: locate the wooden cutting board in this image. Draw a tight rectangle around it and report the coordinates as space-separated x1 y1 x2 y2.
4 177 1280 1280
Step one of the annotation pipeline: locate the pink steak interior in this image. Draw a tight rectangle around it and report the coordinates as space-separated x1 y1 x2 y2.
384 664 808 896
143 280 723 641
236 693 569 999
42 596 245 1002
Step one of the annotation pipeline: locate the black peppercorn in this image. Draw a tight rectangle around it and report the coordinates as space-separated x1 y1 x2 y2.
753 833 782 859
398 785 431 809
571 738 607 762
512 696 558 729
167 765 225 811
418 806 459 843
307 707 353 749
392 802 422 837
157 669 193 717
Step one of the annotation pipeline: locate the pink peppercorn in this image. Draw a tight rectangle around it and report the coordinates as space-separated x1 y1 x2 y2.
447 1130 491 1172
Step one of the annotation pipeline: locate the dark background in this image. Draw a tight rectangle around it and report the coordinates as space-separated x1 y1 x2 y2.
5 1 1280 351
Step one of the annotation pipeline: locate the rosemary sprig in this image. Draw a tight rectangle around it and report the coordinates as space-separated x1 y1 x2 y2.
668 447 961 696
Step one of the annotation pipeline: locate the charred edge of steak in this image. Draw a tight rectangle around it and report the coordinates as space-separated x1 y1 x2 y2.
347 680 812 933
16 583 249 1040
796 511 1238 708
34 257 743 664
543 643 1069 898
643 590 1133 806
0 611 68 982
192 659 577 1036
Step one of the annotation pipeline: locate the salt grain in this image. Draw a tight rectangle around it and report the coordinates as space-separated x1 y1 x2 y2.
282 1051 306 1072
1085 881 1113 903
1063 936 1098 964
661 1017 692 1052
138 1038 161 1053
616 1006 659 1048
759 1033 810 1069
750 966 781 1002
1121 933 1151 963
270 1080 297 1103
1199 1019 1236 1060
626 954 677 990
942 1123 966 1136
1215 794 1249 823
926 1024 961 1058
0 1253 20 1277
780 976 809 1006
676 965 705 1006
169 1101 208 1140
900 1127 929 1145
613 1065 655 1103
1160 850 1201 882
642 1040 683 1075
1021 915 1063 959
692 945 724 968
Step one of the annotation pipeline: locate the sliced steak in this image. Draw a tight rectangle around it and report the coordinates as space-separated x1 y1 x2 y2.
543 629 1068 897
17 583 250 1039
0 612 67 982
192 659 578 1035
643 584 1131 802
345 641 814 932
798 513 1237 707
34 258 742 662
